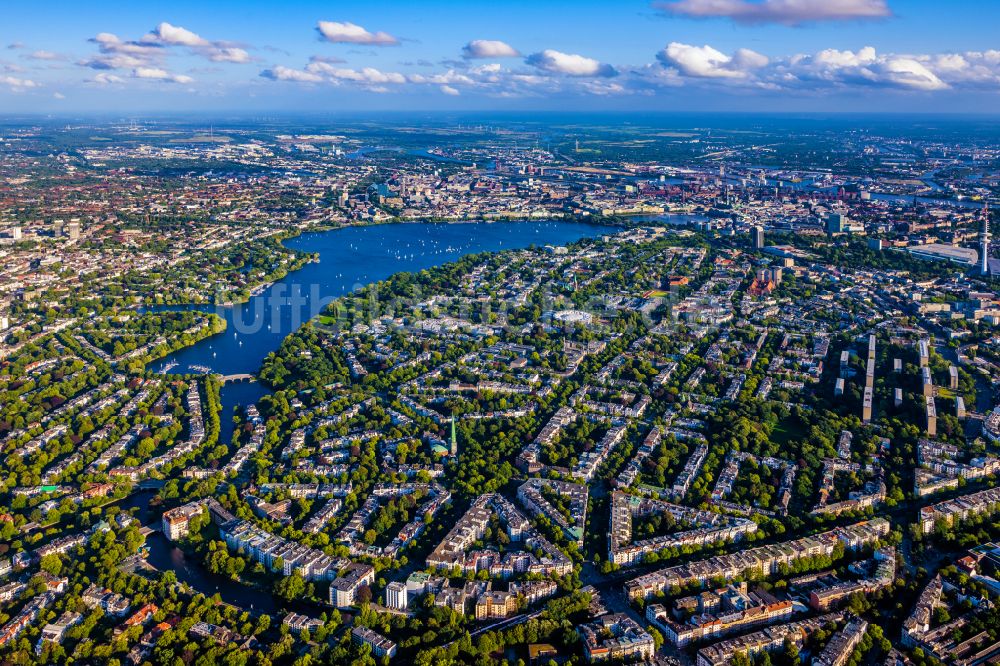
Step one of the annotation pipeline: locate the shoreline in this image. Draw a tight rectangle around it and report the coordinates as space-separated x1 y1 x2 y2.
140 215 644 309
140 219 621 382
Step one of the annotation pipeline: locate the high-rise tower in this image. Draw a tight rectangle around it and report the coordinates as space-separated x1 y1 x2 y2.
982 202 991 276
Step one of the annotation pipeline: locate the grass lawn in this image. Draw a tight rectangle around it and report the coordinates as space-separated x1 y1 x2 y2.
771 415 807 447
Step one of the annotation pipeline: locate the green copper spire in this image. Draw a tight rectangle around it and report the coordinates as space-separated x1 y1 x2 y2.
450 415 457 456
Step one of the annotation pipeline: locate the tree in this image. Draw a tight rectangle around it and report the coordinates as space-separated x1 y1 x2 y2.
39 554 63 577
275 573 306 601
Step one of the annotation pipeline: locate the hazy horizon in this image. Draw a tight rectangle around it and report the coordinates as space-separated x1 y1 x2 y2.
3 0 1000 113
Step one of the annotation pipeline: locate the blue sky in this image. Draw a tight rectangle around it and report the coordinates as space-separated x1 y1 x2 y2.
2 0 999 113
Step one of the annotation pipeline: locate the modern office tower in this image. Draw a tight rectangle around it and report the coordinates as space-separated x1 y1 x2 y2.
67 221 81 240
826 213 846 234
840 350 850 378
752 226 764 249
863 386 873 423
894 388 903 407
835 378 845 397
11 227 21 241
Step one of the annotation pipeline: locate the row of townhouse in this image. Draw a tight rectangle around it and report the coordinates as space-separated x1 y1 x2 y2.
580 613 655 664
426 493 572 577
625 518 890 600
82 584 131 616
919 486 1000 534
808 547 897 611
609 492 757 566
614 426 662 489
219 519 349 581
114 382 206 480
0 591 61 648
647 597 794 648
258 482 353 499
573 424 627 482
696 612 844 666
222 404 265 475
516 477 588 546
302 498 342 534
573 393 652 420
814 617 868 666
516 406 576 473
673 442 709 499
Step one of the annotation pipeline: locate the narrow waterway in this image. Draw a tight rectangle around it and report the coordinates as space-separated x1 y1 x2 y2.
118 490 279 614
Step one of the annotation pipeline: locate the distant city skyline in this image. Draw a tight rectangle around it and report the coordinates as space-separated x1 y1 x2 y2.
3 0 1000 113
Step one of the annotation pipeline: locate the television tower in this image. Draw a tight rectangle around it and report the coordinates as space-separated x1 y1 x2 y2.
982 202 991 276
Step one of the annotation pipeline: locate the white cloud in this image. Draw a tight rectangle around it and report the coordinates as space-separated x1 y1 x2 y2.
306 62 407 84
80 33 162 70
209 47 251 63
144 22 253 64
878 57 946 91
28 50 64 61
655 0 891 25
133 67 193 84
525 49 617 77
812 46 877 68
316 21 398 46
462 40 520 59
1 75 39 89
408 70 476 86
440 85 460 96
143 22 209 47
581 80 627 95
778 46 947 90
91 32 162 58
260 65 323 83
81 24 252 73
52 91 65 99
658 43 767 78
309 55 346 65
80 54 148 70
654 43 958 92
90 72 125 85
